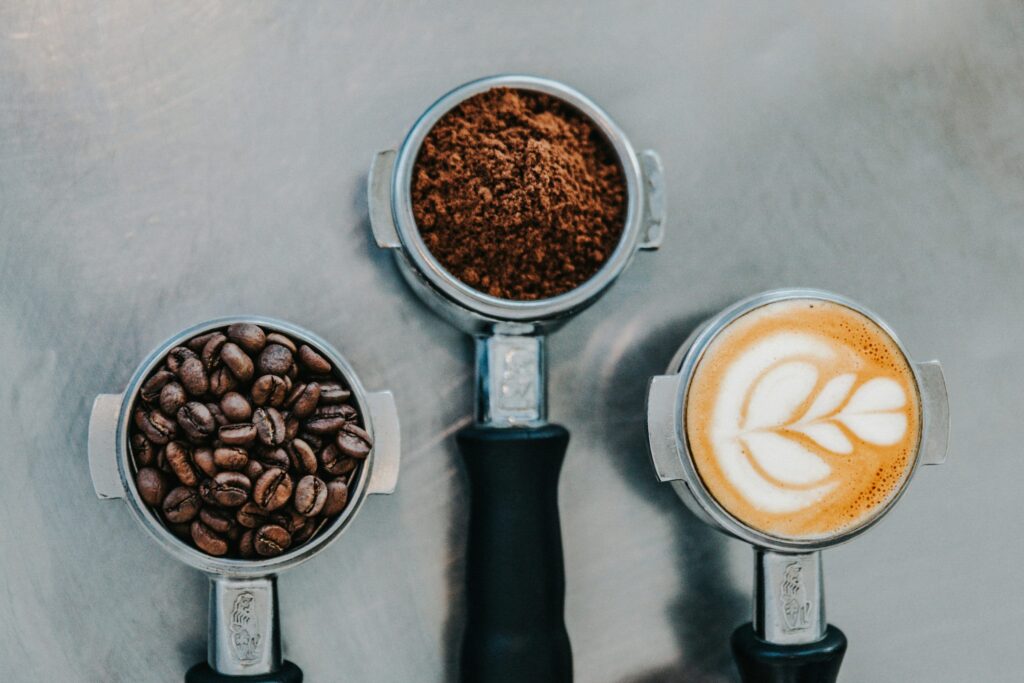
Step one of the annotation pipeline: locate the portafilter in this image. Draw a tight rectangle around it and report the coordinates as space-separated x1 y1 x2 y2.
646 289 949 683
88 316 400 683
369 74 664 682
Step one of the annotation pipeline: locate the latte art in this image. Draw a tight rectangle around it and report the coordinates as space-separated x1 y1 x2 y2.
685 299 921 539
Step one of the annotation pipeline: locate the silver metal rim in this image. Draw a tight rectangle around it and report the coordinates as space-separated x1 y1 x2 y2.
391 74 644 322
669 288 928 551
117 316 377 576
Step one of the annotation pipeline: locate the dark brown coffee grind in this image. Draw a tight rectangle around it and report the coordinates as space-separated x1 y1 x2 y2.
411 87 627 300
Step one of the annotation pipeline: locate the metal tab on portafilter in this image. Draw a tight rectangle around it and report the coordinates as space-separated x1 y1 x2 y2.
646 289 949 683
369 75 664 682
88 316 401 682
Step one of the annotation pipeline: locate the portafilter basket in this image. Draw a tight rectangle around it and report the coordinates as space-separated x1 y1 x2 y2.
646 289 949 683
88 316 400 683
369 74 664 682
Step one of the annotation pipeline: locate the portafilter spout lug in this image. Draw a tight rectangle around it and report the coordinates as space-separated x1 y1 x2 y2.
638 149 666 250
645 374 685 483
88 393 125 501
916 360 949 466
366 390 402 495
368 149 401 249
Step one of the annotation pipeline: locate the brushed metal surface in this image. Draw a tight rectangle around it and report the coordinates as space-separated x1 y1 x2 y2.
1 2 1022 682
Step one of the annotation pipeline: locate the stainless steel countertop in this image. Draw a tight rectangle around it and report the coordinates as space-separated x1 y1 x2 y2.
2 2 1022 681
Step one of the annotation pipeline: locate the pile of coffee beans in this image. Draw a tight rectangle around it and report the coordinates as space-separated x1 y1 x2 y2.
130 323 372 559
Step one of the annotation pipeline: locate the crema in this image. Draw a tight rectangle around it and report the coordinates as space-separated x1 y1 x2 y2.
685 299 921 540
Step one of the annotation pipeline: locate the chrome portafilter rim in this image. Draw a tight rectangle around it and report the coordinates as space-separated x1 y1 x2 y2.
115 315 379 577
650 287 947 553
386 73 658 327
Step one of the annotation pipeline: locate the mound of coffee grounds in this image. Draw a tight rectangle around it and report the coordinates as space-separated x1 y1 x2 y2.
411 87 627 300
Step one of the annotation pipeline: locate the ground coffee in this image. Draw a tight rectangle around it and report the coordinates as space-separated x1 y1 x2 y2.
411 87 627 300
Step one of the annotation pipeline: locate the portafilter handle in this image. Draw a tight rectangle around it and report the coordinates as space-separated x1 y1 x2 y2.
456 335 572 683
732 549 846 683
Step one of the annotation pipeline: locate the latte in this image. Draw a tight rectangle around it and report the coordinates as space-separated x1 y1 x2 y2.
685 298 921 540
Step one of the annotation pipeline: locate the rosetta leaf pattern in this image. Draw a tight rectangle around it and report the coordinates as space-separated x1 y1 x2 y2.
741 364 908 466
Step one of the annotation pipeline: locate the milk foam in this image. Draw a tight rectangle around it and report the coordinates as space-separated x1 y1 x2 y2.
685 298 921 539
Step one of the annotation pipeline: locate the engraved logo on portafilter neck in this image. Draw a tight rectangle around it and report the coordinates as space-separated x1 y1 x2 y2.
779 562 812 632
711 332 909 515
498 346 537 411
229 591 263 664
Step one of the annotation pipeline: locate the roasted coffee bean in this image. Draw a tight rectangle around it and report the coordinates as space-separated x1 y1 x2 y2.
200 333 227 370
199 507 235 534
287 363 298 380
191 519 228 556
282 508 308 534
252 374 288 407
178 356 209 396
198 478 219 506
220 392 252 423
298 345 331 374
206 402 228 427
294 475 327 517
211 471 251 507
288 439 318 475
135 408 177 444
214 446 249 471
257 344 293 376
238 529 256 558
132 433 156 467
156 446 172 473
287 382 320 419
320 443 357 477
227 323 266 355
291 519 318 545
177 402 216 442
193 446 218 478
158 382 187 415
209 367 237 396
284 414 300 441
253 467 293 511
254 524 291 557
245 459 265 481
163 486 201 523
304 411 347 435
141 370 176 403
221 342 255 383
336 424 373 459
219 423 257 446
265 332 297 353
166 346 198 374
136 467 168 507
299 432 324 452
253 407 286 446
186 331 221 353
315 403 357 421
323 479 350 516
236 502 271 529
318 382 352 404
165 441 200 487
258 447 290 470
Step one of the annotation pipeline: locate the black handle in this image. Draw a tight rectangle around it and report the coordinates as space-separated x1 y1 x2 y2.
457 423 573 683
732 623 847 683
185 661 302 683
